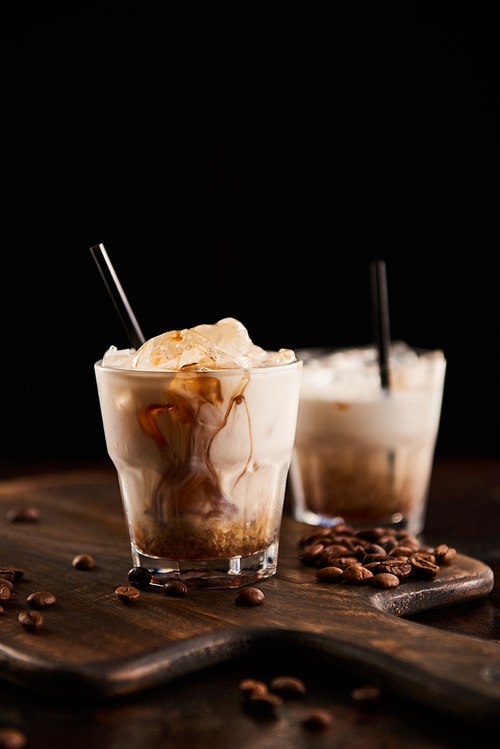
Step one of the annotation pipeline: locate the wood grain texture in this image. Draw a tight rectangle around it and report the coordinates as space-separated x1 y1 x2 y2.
0 469 498 723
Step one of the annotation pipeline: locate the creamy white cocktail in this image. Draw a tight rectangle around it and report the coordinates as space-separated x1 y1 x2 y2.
95 318 302 587
291 343 446 534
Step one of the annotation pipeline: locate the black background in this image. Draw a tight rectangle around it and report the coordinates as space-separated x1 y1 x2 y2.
1 2 498 466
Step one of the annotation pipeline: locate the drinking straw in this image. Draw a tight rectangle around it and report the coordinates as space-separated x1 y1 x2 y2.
370 259 391 391
90 243 146 349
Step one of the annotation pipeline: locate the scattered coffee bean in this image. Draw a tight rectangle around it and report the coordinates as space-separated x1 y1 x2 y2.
399 533 421 550
239 678 268 697
299 542 325 566
363 543 387 557
128 567 152 589
355 527 386 542
301 707 334 730
299 527 334 546
6 507 39 523
350 684 382 703
299 523 459 592
18 609 43 632
164 580 188 597
0 568 23 582
330 555 360 569
270 675 306 697
245 691 282 715
370 572 400 589
342 564 374 583
316 566 343 582
389 546 414 557
234 587 265 606
115 586 140 604
0 578 14 591
72 554 95 570
27 591 56 609
409 553 440 579
0 605 4 615
0 726 28 749
434 544 457 565
377 559 412 580
0 584 12 602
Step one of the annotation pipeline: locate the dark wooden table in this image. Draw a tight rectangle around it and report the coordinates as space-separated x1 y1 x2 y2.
0 457 499 748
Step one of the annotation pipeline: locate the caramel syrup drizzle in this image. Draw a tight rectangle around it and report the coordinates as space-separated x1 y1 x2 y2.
137 372 252 522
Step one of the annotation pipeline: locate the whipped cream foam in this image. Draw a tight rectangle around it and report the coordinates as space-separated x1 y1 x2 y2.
102 317 296 371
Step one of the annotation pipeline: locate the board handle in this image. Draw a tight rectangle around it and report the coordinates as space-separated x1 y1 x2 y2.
289 605 500 725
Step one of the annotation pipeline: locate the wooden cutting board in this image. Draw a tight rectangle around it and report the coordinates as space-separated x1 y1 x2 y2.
0 469 498 723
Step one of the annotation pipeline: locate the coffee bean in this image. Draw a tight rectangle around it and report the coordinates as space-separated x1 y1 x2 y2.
434 544 457 565
164 580 188 597
355 527 387 542
239 678 268 697
270 675 306 697
398 533 421 550
409 553 440 579
299 528 333 546
0 605 4 615
377 559 412 580
18 609 43 632
245 691 282 715
370 572 400 589
300 543 325 565
336 536 361 552
6 507 39 523
363 552 388 565
389 546 414 557
332 523 354 535
316 566 343 582
128 567 152 589
364 561 383 574
350 684 382 703
342 564 374 584
411 550 436 564
363 543 387 557
303 523 459 594
72 554 95 570
27 591 56 609
115 586 140 603
301 707 334 730
0 584 12 602
0 578 14 591
1 568 23 582
381 537 399 553
319 549 347 566
234 587 265 606
329 555 360 570
0 726 28 748
323 543 350 555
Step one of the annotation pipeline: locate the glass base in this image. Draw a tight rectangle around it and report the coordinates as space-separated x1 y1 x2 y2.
292 507 421 533
131 537 279 589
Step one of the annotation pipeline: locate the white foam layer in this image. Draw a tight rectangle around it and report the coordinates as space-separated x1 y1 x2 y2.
300 342 445 398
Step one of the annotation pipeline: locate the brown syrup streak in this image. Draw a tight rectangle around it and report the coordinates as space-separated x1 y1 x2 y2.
137 372 253 523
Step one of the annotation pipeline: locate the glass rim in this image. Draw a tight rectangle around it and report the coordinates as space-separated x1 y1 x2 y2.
296 346 446 369
94 358 303 376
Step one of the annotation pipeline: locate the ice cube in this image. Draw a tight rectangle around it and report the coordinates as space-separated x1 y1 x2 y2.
130 318 295 371
102 346 136 369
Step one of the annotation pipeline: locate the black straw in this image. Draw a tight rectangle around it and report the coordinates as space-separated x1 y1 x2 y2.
90 243 146 349
370 259 391 391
